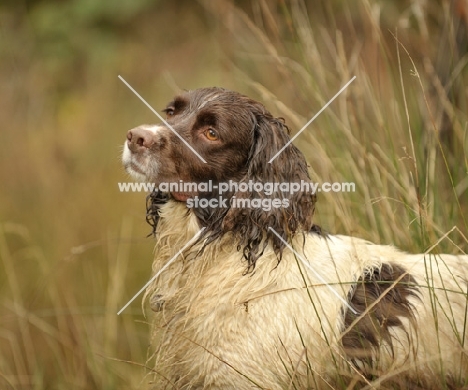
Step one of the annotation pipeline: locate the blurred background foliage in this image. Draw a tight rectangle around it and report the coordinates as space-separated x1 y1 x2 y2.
0 0 467 388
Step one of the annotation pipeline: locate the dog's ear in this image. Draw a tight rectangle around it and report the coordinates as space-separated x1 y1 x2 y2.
223 112 316 272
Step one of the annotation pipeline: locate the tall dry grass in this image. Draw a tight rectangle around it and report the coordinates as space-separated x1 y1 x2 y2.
0 0 467 388
201 0 467 249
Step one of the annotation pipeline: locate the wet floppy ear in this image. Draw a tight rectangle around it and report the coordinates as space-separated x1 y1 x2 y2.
247 114 316 228
247 116 301 181
224 113 316 271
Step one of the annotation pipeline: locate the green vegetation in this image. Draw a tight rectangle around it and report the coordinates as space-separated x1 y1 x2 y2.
0 0 467 388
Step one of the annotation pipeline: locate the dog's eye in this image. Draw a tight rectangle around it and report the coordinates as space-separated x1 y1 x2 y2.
205 129 219 141
163 108 175 118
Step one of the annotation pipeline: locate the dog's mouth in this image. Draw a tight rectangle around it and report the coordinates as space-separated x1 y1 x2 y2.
125 161 146 176
122 141 153 181
123 160 149 182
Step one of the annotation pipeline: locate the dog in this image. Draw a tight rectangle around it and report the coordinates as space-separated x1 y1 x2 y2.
122 87 468 389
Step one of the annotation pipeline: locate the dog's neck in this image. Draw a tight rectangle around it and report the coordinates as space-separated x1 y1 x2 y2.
155 200 200 238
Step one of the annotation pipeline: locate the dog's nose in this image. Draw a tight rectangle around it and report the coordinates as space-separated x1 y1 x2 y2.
127 127 156 151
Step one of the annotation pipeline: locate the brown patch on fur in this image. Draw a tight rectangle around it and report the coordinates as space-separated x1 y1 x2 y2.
342 263 419 369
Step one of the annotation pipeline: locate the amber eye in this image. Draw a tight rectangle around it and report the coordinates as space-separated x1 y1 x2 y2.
164 108 174 118
205 128 219 141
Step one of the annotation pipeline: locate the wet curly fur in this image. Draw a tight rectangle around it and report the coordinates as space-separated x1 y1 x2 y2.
122 87 468 389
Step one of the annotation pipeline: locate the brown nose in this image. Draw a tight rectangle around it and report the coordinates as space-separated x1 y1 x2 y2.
126 127 156 151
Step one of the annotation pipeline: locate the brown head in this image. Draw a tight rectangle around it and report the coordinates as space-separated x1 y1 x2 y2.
123 87 316 271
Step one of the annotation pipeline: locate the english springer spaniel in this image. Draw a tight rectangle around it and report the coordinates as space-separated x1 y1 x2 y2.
122 87 468 389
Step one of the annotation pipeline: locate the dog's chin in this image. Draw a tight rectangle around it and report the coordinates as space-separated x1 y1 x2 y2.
122 142 152 182
124 161 148 182
125 166 148 182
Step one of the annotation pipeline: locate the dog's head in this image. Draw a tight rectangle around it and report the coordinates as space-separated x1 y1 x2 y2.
123 87 316 271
